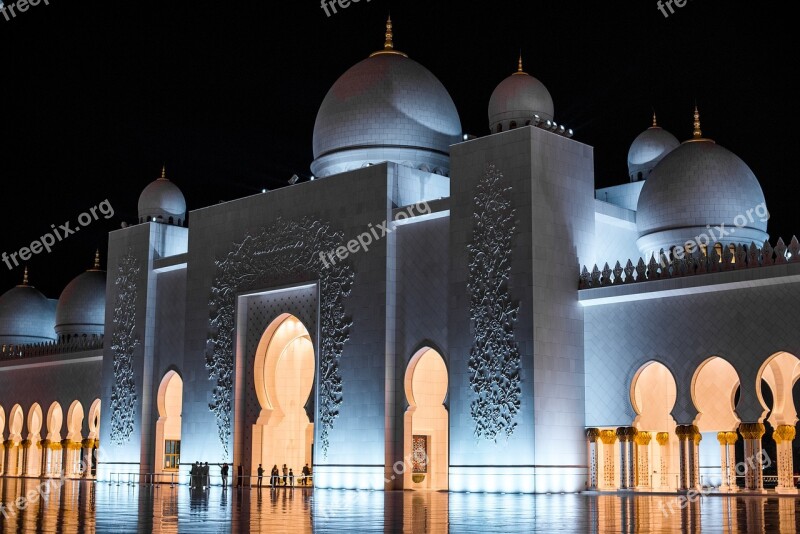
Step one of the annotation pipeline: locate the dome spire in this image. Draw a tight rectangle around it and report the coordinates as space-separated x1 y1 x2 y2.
369 16 408 58
22 266 28 286
514 51 528 76
652 111 658 128
685 104 714 144
159 164 167 181
693 105 702 138
91 249 101 271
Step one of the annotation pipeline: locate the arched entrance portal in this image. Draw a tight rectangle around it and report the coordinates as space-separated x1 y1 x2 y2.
691 356 740 490
253 314 315 485
25 403 43 477
629 361 678 491
155 371 183 478
404 347 449 490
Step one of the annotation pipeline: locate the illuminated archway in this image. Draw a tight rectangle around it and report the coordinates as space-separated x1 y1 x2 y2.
155 371 183 477
44 402 63 476
756 352 800 492
630 361 678 490
86 399 101 478
65 401 85 477
25 403 43 477
691 357 741 488
252 314 315 485
403 347 449 490
0 406 5 475
7 404 24 476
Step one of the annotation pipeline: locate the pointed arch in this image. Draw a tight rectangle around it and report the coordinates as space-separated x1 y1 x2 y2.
691 356 741 432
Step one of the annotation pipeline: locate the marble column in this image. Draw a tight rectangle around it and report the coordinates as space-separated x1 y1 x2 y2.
773 425 797 494
656 432 670 490
616 427 636 489
739 423 765 492
634 431 652 489
585 428 600 490
599 430 618 490
726 432 738 492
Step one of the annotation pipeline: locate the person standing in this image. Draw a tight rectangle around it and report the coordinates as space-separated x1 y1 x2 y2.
302 464 310 485
190 462 197 489
288 468 294 487
257 464 264 488
282 464 288 486
203 462 210 488
271 465 279 488
221 463 229 487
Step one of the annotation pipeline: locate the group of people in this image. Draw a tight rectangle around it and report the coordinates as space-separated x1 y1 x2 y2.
189 461 211 489
190 461 231 488
255 463 312 488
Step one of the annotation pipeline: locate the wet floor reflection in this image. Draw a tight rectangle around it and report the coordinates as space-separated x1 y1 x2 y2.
1 479 800 532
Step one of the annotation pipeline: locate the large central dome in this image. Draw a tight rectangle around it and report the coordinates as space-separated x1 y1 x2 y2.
311 18 462 178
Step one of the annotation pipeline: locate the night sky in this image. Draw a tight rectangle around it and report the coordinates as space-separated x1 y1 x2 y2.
0 0 794 297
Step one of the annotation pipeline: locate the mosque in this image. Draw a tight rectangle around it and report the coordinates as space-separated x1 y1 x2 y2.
0 18 798 495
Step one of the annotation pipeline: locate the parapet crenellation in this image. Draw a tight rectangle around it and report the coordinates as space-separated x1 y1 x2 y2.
579 237 800 289
0 335 103 361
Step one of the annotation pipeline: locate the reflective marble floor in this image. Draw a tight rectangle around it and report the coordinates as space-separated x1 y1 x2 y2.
0 478 799 533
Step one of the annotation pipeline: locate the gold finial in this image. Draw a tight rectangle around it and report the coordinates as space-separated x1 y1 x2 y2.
384 16 394 50
693 105 702 138
652 111 658 128
92 249 101 270
160 164 167 180
514 52 527 76
369 16 408 58
22 266 29 286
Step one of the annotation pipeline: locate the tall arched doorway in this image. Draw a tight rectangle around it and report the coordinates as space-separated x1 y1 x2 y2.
630 361 678 491
25 403 43 477
757 351 800 492
155 371 183 478
404 347 449 490
252 314 315 484
691 357 740 490
66 401 85 478
86 399 101 478
44 402 63 476
7 404 24 476
0 406 5 475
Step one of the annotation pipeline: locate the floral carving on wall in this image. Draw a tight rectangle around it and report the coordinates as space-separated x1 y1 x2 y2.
110 250 141 445
207 218 354 459
467 164 521 442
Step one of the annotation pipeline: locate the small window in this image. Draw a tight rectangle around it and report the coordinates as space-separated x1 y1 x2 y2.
509 121 517 129
164 440 181 470
525 120 531 126
496 124 503 133
714 242 723 262
168 217 174 225
637 172 643 181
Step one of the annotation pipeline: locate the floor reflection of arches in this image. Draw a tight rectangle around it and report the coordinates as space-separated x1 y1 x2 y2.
66 400 85 478
25 402 43 477
252 314 315 483
404 347 449 491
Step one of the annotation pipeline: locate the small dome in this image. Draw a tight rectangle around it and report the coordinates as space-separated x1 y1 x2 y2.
311 18 462 178
636 110 768 257
55 252 106 341
627 114 680 182
138 166 186 225
488 55 554 133
0 269 57 346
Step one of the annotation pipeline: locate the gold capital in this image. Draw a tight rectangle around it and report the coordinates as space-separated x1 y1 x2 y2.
738 422 766 440
599 429 617 445
656 432 670 446
585 428 601 442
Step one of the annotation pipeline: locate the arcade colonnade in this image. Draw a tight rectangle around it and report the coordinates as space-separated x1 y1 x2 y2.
586 353 800 493
0 399 101 479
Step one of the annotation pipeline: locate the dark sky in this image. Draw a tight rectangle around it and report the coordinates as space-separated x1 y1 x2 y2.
0 0 794 297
